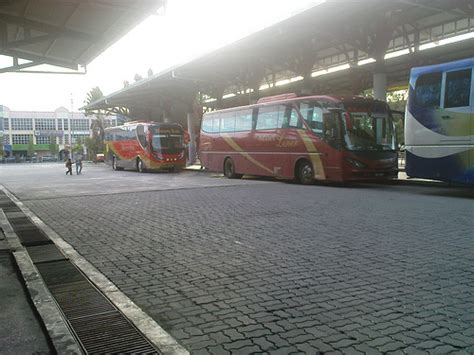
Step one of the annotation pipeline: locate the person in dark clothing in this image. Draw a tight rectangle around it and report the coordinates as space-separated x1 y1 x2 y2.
65 158 73 175
76 157 83 175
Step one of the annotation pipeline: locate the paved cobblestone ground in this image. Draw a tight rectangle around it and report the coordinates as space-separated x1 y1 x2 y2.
2 164 473 354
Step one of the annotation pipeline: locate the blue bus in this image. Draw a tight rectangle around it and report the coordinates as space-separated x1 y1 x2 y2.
405 58 474 184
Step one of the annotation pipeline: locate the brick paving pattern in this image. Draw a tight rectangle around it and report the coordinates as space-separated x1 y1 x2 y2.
20 181 474 354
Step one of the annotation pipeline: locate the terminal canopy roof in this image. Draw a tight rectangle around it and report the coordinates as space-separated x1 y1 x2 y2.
84 0 474 114
0 0 164 73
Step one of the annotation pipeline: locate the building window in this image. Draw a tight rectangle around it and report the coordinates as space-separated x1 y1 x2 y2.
11 118 33 130
71 119 89 131
65 135 70 144
12 134 33 144
36 136 51 144
3 134 10 144
64 119 69 130
3 118 9 130
71 134 89 144
35 118 56 130
57 119 62 130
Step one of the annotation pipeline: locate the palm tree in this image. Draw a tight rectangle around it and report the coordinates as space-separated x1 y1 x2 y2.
84 87 106 154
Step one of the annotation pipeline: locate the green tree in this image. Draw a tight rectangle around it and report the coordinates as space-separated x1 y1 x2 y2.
387 90 407 146
360 88 407 146
72 137 84 155
0 136 4 157
48 137 59 157
84 137 97 161
27 136 35 157
84 87 107 156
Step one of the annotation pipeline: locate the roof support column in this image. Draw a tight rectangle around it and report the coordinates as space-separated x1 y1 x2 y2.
186 112 196 165
373 71 387 101
368 15 393 102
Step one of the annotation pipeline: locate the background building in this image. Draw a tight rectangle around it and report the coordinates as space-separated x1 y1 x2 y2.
1 105 117 160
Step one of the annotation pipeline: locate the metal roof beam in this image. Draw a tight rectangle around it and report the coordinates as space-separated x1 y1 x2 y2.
396 0 466 17
50 0 163 13
0 12 99 42
45 2 81 56
454 0 474 16
0 48 78 70
0 59 41 73
3 33 58 49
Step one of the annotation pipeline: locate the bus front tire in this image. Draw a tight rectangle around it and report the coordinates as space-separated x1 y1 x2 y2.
296 160 314 185
224 158 242 179
137 158 146 173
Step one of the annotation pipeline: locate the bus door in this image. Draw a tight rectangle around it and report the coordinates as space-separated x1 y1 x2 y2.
298 101 342 180
441 68 472 144
253 105 287 177
222 109 253 174
441 67 473 180
409 71 443 178
275 104 305 178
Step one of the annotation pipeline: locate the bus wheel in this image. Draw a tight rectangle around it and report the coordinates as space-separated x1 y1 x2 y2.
224 158 242 179
112 157 118 170
296 160 314 185
137 158 146 173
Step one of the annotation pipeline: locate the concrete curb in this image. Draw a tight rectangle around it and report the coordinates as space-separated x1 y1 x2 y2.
3 187 189 355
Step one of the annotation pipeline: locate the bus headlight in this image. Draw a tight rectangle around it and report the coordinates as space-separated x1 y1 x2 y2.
345 157 367 168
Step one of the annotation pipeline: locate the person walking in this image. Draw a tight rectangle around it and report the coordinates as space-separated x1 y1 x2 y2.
76 157 83 175
65 158 73 175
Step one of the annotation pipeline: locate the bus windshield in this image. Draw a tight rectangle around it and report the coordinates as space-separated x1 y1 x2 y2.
342 112 396 151
152 134 183 152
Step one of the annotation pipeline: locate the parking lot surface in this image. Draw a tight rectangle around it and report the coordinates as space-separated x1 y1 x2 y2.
1 163 473 354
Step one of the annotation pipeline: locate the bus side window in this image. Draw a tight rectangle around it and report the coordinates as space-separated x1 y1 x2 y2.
220 112 235 132
235 109 253 131
300 103 324 136
414 72 442 108
211 117 220 133
281 105 302 129
202 116 213 132
256 105 283 130
444 69 471 108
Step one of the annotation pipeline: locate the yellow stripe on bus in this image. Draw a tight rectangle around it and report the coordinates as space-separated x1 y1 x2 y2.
297 131 326 180
221 134 274 174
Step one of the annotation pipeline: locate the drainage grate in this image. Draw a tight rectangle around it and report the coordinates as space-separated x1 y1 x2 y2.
1 205 21 213
36 260 87 286
70 312 158 353
14 228 52 246
7 216 52 246
3 211 25 219
36 260 158 354
26 245 67 264
50 281 116 319
7 216 35 227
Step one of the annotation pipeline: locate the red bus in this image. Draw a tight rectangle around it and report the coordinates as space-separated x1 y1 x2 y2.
104 121 185 172
199 94 398 184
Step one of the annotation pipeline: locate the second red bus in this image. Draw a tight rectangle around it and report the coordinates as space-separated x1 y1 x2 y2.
199 94 398 184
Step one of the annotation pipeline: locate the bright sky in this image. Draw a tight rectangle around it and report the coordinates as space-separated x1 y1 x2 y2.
0 0 321 111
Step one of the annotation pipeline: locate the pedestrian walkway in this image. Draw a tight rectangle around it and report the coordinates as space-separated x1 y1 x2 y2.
0 250 51 353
